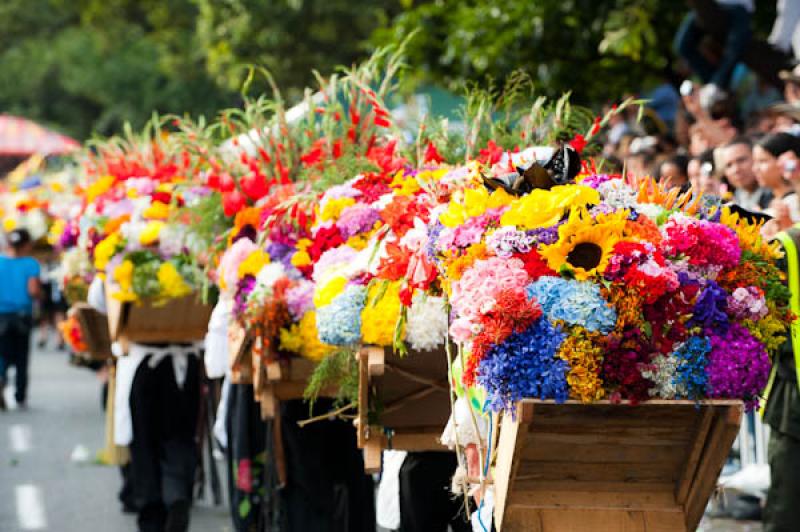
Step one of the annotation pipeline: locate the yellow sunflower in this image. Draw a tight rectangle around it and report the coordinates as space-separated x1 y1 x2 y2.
539 209 626 280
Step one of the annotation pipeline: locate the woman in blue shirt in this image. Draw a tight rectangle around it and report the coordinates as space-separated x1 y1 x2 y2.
0 229 41 410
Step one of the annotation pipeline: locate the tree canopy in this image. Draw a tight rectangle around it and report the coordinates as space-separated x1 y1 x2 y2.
0 0 779 141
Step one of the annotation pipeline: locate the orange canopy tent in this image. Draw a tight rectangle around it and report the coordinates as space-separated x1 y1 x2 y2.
0 115 79 156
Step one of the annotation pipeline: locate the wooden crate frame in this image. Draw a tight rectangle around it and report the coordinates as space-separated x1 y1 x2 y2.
105 282 212 343
72 303 113 360
357 345 452 472
492 399 743 532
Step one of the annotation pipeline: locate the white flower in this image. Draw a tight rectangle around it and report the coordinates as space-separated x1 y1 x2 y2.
406 294 448 351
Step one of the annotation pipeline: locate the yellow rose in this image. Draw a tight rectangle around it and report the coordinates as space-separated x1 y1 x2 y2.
142 201 170 220
313 276 347 308
139 221 165 246
238 250 270 279
320 197 355 222
157 262 192 299
94 233 122 272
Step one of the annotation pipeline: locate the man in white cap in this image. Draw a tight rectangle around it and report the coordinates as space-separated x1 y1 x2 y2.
779 64 800 106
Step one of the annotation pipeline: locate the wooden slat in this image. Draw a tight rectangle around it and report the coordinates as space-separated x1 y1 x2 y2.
503 508 685 532
494 409 526 531
510 480 675 495
685 405 742 530
526 430 688 447
675 407 714 505
356 350 369 449
508 488 679 512
522 439 681 465
515 460 678 484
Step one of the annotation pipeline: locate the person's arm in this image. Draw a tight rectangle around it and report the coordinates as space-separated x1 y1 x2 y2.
28 260 42 300
28 276 41 299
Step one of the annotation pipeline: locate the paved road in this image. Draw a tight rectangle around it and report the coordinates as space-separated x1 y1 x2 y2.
0 344 231 532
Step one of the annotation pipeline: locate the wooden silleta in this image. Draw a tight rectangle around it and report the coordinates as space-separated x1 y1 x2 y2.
492 399 743 531
356 345 452 472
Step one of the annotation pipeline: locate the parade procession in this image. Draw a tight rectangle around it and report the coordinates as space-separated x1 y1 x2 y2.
2 2 800 532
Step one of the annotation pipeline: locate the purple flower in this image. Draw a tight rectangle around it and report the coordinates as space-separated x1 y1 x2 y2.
234 275 256 317
336 204 380 239
580 174 615 189
527 225 560 246
690 280 729 333
705 323 771 410
286 280 314 321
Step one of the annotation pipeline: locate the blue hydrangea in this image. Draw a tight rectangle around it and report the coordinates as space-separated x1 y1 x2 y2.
477 318 569 412
673 336 711 399
316 284 367 345
526 277 617 333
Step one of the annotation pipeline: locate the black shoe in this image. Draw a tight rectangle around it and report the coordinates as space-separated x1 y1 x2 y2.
164 500 190 532
0 385 6 412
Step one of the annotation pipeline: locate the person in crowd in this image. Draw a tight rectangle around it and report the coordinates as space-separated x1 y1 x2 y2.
762 223 800 532
753 132 800 230
0 229 41 411
657 153 690 189
770 0 800 62
720 136 774 210
688 150 716 193
779 64 800 105
675 0 753 91
87 277 200 532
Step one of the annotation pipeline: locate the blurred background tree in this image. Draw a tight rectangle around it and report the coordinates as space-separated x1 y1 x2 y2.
0 0 778 140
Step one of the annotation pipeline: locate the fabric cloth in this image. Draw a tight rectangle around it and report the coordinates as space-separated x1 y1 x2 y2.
279 398 375 532
87 276 107 313
770 0 800 56
398 452 472 532
733 187 773 212
764 429 800 532
204 297 232 379
0 256 39 314
0 313 32 403
114 344 201 446
376 450 408 530
224 382 269 532
129 354 200 532
441 396 489 449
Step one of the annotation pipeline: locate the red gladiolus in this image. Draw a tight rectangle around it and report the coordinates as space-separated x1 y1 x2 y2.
569 134 587 153
424 141 444 164
478 140 504 165
240 172 269 201
222 190 246 217
219 173 235 193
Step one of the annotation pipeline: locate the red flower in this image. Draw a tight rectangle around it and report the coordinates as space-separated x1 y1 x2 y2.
424 141 444 164
569 134 587 154
376 242 410 282
478 140 504 165
222 190 246 217
240 172 270 201
517 250 557 280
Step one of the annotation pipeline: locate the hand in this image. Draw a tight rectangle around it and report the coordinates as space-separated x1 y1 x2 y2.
771 199 793 230
779 151 800 184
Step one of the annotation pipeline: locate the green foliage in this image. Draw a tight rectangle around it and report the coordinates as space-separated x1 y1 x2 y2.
304 348 360 408
0 0 399 140
372 0 689 105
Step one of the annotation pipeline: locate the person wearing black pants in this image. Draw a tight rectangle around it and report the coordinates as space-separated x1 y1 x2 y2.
129 352 200 532
398 452 472 532
279 398 375 532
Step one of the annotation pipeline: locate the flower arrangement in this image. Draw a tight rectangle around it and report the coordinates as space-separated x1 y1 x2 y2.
430 159 789 412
